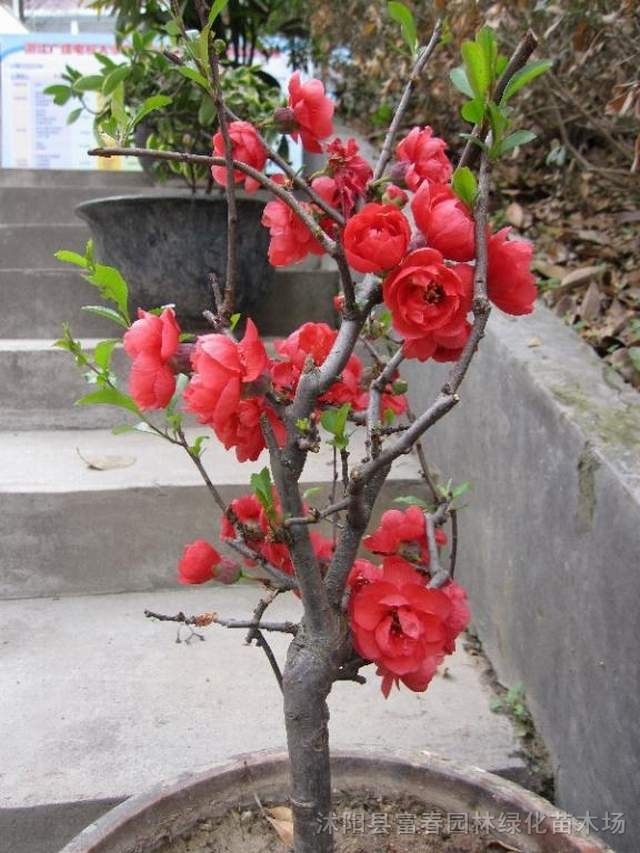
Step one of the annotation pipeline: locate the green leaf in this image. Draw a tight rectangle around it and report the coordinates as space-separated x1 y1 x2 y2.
102 65 130 96
66 108 83 126
451 166 477 209
189 435 209 458
74 74 103 92
461 98 485 125
486 100 509 145
85 264 130 321
229 313 241 331
177 65 211 92
76 387 141 415
477 26 497 82
93 339 119 371
208 0 230 25
500 60 552 104
461 40 490 100
449 66 474 99
110 81 128 127
459 132 489 152
451 480 472 499
250 467 274 516
198 94 216 127
55 249 89 269
80 305 129 328
387 1 418 55
302 486 322 500
393 495 432 510
131 95 173 130
44 84 73 106
496 129 537 156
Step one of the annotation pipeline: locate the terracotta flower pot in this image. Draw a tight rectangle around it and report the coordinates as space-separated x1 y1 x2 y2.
75 193 275 332
58 750 612 853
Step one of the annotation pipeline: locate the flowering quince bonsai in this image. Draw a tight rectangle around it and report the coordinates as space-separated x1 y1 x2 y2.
54 7 550 850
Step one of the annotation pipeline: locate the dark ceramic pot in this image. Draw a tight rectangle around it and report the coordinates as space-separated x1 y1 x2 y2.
59 750 612 853
75 193 274 331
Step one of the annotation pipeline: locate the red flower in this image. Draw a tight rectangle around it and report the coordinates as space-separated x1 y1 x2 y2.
349 556 454 695
271 322 368 411
411 182 476 262
184 318 268 430
383 248 472 362
487 227 537 315
213 397 286 463
288 72 335 153
211 120 266 193
363 505 446 566
177 540 221 584
395 126 452 191
261 197 325 267
343 203 411 274
123 307 181 410
326 137 372 216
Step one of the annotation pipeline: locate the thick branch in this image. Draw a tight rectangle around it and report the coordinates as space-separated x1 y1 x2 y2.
373 19 443 181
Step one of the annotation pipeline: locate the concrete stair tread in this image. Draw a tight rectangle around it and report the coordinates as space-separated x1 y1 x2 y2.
0 427 416 493
0 586 525 810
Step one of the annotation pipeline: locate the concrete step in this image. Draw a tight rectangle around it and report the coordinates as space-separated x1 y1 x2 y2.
0 426 422 599
0 269 114 338
2 267 337 340
0 586 526 853
0 223 90 269
0 338 131 429
0 186 167 225
0 168 153 188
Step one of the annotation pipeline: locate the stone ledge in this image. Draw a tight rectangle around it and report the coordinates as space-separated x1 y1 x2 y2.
404 303 640 853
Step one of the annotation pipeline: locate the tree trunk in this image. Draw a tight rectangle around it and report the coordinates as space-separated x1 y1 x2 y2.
283 634 335 853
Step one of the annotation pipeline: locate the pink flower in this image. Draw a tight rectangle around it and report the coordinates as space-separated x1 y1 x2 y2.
395 126 452 191
123 307 181 410
177 540 221 584
287 72 335 153
261 198 324 267
184 318 268 429
363 505 446 566
487 228 537 315
411 182 476 262
343 203 411 274
382 248 472 362
211 120 266 193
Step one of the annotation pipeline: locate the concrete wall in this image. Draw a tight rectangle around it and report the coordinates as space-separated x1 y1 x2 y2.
405 304 640 851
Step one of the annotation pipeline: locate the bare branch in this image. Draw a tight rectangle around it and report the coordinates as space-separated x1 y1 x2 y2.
373 19 444 182
366 347 404 458
88 146 338 257
225 539 298 591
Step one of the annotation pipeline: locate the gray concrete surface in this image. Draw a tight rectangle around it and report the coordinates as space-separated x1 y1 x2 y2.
0 186 162 225
405 304 640 851
0 586 526 852
0 224 90 269
0 427 423 599
0 168 152 188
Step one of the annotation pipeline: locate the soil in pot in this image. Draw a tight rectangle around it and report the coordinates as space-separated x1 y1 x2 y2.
162 794 523 853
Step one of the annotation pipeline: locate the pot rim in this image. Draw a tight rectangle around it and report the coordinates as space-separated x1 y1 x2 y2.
75 191 269 217
58 748 612 853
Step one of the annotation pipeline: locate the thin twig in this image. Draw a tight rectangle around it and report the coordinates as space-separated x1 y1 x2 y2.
208 46 239 320
449 509 459 580
425 512 449 589
88 146 338 257
285 496 350 527
366 347 404 458
225 539 298 591
373 19 443 182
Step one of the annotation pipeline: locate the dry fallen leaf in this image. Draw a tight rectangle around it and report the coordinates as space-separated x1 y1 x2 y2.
505 201 525 228
76 450 136 471
264 806 294 848
580 281 603 322
560 265 604 288
527 337 543 347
